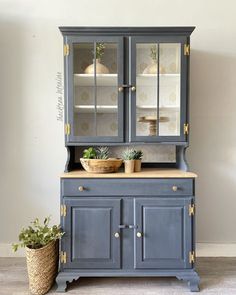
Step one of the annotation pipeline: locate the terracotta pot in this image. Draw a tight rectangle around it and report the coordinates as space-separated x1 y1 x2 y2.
26 240 59 295
84 58 109 74
134 159 142 172
124 160 135 173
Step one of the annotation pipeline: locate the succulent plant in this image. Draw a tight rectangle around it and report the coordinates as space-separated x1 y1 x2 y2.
122 148 136 160
96 146 109 159
133 150 143 160
83 147 97 159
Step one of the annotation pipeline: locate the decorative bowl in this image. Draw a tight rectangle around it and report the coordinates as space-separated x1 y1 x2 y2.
80 158 123 173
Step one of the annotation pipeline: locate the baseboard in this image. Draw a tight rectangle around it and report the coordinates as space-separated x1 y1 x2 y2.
0 244 25 257
196 243 236 257
1 243 236 258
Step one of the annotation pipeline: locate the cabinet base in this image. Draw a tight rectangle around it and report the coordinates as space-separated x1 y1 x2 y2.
56 272 80 292
56 270 200 292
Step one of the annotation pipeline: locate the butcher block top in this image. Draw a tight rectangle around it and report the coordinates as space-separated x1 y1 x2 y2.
61 168 197 179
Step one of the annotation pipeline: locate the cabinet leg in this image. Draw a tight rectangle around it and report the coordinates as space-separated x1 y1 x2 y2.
177 271 200 292
56 273 80 293
188 279 200 292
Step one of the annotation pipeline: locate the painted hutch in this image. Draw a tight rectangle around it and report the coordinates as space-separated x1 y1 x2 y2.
56 27 200 292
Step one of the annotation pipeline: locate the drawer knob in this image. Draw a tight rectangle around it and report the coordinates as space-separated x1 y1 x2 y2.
137 232 142 238
131 86 136 92
118 86 123 92
78 186 84 192
114 232 120 238
172 185 178 192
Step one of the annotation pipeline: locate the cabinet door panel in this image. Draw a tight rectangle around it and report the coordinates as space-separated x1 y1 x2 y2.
66 36 124 143
130 36 187 142
64 198 121 269
134 197 192 269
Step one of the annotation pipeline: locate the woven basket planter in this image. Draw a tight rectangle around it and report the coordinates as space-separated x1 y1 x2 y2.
26 240 59 295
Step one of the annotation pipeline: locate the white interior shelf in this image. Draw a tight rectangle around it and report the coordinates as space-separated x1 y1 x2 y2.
74 105 179 113
74 73 180 87
74 105 117 113
74 74 118 86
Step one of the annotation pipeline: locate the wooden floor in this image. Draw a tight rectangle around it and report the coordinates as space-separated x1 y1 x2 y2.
1 258 236 294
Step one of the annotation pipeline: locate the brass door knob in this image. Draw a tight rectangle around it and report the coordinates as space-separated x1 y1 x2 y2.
137 232 142 238
172 185 178 192
118 86 123 92
131 86 136 92
114 232 120 238
78 186 84 192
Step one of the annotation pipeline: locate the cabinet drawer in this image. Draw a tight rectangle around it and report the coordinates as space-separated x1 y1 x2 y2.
61 178 193 196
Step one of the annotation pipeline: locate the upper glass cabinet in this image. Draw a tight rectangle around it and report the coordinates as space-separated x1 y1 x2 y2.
130 37 186 142
64 33 188 144
67 37 124 143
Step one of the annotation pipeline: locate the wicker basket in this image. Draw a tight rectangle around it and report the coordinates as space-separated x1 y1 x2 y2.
80 158 123 173
26 240 58 295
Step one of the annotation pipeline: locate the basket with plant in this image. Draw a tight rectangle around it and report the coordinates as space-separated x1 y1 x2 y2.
80 147 122 173
12 216 64 295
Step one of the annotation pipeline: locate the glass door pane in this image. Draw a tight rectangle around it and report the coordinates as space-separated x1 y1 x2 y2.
135 41 181 139
73 40 120 140
136 43 158 136
159 43 181 136
74 43 95 137
96 43 118 137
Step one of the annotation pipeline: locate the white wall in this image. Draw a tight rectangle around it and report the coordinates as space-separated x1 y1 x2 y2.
1 0 236 250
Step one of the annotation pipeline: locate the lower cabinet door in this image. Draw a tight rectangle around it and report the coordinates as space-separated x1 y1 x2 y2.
64 198 121 269
134 197 192 269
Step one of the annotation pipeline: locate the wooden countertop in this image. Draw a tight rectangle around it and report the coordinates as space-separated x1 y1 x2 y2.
61 168 197 179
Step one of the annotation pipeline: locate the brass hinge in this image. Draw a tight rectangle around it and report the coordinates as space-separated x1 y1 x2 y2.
189 204 195 216
189 251 195 264
60 204 66 217
60 251 67 264
184 44 190 56
65 123 70 135
184 123 189 135
64 44 69 56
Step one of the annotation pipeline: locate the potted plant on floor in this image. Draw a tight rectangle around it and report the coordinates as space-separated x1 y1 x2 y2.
12 216 64 295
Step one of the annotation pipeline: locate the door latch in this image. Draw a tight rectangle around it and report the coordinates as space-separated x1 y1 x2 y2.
118 225 138 229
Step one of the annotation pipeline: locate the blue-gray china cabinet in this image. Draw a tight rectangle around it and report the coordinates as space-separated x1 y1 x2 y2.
56 27 200 292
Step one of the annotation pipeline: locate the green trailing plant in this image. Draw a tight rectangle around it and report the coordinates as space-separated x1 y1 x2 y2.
83 147 97 159
133 150 143 160
150 45 157 62
12 216 64 252
96 146 109 159
94 43 105 59
122 148 136 160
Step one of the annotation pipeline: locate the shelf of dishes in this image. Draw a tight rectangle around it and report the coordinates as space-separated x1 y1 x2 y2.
74 105 180 113
74 73 180 87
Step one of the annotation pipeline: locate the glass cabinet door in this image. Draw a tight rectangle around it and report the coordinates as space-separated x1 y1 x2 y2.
67 37 124 142
130 37 186 142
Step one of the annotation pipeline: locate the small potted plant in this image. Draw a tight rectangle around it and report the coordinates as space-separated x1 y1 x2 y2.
84 43 109 74
122 148 136 173
133 150 143 172
12 217 64 295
